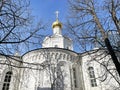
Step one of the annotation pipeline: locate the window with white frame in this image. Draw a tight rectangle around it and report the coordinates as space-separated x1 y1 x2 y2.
2 71 12 90
88 67 97 87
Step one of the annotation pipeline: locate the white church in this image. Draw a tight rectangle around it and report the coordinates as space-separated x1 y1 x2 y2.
0 13 119 90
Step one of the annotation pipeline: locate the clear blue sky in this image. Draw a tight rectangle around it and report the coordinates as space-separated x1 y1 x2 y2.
30 0 68 24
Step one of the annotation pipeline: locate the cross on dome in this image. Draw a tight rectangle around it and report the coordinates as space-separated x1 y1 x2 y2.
52 11 62 29
55 11 59 20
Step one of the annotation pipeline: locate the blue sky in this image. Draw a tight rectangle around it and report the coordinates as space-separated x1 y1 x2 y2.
30 0 68 24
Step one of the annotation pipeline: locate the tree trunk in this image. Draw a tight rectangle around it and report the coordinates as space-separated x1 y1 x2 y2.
105 38 120 76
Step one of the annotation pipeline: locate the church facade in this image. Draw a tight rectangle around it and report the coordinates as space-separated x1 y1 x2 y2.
0 17 119 90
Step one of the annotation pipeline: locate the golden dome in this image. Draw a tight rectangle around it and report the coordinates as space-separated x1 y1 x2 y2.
52 19 62 28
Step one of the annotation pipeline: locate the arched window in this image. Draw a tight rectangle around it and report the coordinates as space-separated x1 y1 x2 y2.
2 71 12 90
88 67 97 87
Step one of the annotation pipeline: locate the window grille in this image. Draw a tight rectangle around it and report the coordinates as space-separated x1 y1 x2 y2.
88 67 97 87
2 71 12 90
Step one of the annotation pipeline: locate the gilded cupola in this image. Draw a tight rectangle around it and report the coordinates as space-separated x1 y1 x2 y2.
52 19 62 28
52 11 62 29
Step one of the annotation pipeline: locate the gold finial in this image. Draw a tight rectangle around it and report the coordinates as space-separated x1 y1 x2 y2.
52 11 62 28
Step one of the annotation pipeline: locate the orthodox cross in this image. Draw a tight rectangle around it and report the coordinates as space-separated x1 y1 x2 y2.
55 11 59 20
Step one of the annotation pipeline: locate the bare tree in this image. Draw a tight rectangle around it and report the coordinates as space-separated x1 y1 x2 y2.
67 0 120 87
0 0 45 55
0 0 46 69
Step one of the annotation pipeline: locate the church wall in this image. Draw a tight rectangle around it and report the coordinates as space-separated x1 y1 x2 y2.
81 49 120 90
42 36 64 48
63 37 73 50
72 62 84 90
20 48 79 90
0 49 119 90
81 55 104 90
0 56 21 90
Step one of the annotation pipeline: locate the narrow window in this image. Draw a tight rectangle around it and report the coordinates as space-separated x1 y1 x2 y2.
55 45 58 48
73 68 77 88
88 67 97 87
2 71 12 90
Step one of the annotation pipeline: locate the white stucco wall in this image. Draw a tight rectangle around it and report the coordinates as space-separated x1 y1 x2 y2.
20 48 79 90
81 49 119 90
0 56 21 90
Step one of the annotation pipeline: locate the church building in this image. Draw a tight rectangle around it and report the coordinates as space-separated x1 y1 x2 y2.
0 13 119 90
